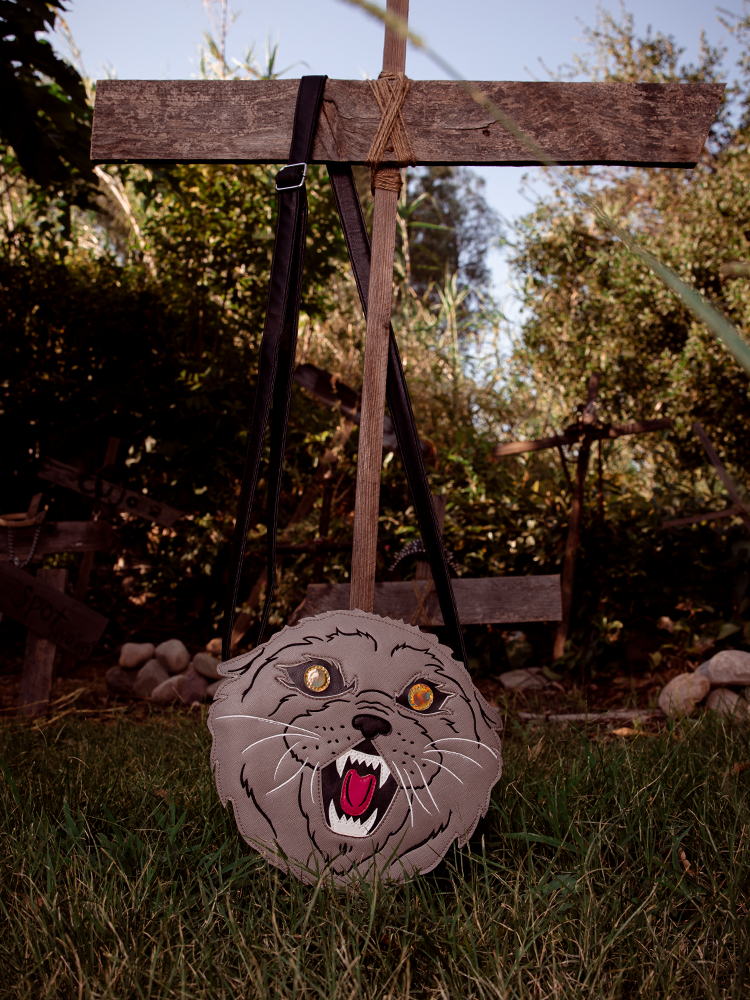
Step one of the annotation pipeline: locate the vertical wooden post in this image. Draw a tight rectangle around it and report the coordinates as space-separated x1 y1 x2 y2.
349 0 409 614
73 436 120 604
553 373 599 659
18 568 68 716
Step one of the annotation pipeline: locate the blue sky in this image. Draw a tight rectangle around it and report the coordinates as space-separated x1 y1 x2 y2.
51 0 745 308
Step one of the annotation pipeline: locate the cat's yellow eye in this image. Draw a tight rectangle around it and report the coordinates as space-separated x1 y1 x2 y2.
408 683 434 711
304 664 330 692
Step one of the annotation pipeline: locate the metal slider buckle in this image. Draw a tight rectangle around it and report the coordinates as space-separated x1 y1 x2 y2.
275 162 308 191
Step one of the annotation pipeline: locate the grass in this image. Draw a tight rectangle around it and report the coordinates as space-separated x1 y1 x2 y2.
0 711 748 999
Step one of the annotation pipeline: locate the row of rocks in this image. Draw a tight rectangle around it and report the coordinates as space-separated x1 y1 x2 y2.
106 639 224 705
658 649 750 719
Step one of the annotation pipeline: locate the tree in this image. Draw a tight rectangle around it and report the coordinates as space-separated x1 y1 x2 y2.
0 0 95 206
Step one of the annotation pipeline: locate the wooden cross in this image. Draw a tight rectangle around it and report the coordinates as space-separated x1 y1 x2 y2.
493 373 673 658
90 1 721 624
0 494 110 716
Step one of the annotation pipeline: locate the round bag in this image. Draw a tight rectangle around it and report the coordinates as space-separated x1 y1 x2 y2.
208 609 503 885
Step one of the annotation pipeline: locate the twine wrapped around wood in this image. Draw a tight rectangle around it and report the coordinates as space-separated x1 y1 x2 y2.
366 71 416 192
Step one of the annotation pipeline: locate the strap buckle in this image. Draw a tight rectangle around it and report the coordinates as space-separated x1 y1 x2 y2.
275 162 308 191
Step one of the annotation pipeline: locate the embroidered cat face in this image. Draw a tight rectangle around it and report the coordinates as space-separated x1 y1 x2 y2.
208 610 503 885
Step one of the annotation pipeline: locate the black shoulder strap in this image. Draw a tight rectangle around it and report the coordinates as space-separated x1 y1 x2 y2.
222 75 327 662
327 163 466 664
223 81 466 666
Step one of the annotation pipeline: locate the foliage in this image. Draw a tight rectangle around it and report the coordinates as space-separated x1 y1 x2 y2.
0 0 95 212
0 714 748 998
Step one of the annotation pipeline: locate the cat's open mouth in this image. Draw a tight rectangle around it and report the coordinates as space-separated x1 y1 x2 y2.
320 739 399 838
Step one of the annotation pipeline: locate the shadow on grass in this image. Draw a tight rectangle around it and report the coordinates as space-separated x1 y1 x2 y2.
0 710 748 998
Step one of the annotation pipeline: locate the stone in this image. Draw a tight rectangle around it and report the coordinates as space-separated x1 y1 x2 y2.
154 638 190 674
695 660 712 677
498 667 549 691
707 649 750 687
118 642 155 669
706 687 750 718
657 672 710 717
191 651 221 681
132 658 169 699
206 680 222 699
180 665 209 705
106 665 138 697
150 674 185 703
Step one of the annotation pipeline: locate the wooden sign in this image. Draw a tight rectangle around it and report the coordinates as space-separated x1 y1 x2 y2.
290 576 562 626
38 457 184 528
0 520 113 561
0 562 108 659
91 80 723 168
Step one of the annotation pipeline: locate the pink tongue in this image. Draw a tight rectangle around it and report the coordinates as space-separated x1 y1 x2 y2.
341 769 376 816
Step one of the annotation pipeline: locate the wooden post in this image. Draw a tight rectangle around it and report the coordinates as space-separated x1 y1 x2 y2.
349 0 409 614
18 568 68 716
553 373 599 659
73 436 120 604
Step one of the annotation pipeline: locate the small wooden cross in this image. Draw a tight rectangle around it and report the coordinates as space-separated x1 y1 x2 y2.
0 494 110 715
91 1 722 622
493 372 674 658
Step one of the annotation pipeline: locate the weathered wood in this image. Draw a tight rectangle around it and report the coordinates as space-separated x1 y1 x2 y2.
72 436 121 608
38 457 184 527
517 709 663 723
493 418 673 458
553 373 599 659
290 575 562 626
350 0 408 615
0 521 113 560
18 568 67 716
0 562 108 659
91 80 723 168
663 505 743 529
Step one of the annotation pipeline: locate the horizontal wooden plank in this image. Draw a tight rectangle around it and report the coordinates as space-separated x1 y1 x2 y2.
91 80 723 168
38 458 185 527
663 506 743 529
0 521 113 559
289 576 561 626
493 418 674 457
0 563 108 659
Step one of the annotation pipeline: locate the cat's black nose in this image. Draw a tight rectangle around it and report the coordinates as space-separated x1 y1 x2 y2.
352 714 392 739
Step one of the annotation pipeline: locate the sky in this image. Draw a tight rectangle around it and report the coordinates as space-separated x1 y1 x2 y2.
50 0 746 308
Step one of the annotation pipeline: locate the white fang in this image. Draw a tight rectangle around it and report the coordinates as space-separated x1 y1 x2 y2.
334 748 392 788
327 800 379 838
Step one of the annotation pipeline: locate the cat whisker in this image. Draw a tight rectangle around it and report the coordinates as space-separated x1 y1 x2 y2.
274 741 301 779
266 758 308 795
310 761 319 804
405 769 431 815
216 714 318 738
423 738 498 759
240 732 312 755
392 763 414 827
424 748 482 769
423 759 464 785
421 774 440 812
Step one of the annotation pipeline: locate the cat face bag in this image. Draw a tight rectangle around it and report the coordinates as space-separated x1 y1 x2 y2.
215 79 503 885
209 610 502 885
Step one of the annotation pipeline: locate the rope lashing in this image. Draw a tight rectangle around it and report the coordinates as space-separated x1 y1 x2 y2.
366 71 416 192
